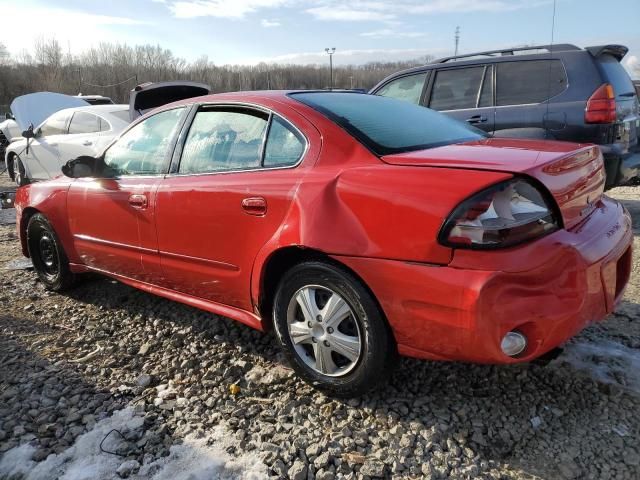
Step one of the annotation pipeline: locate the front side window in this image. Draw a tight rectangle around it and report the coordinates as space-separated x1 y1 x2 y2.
40 111 71 136
429 67 485 111
179 109 268 174
496 60 567 106
104 107 185 176
292 92 486 156
69 112 100 134
375 73 427 105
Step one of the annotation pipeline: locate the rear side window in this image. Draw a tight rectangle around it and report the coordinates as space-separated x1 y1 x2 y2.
479 66 493 107
69 112 100 134
598 54 635 96
375 73 427 105
292 92 486 156
263 116 305 167
179 109 268 174
430 67 484 111
98 117 110 132
496 60 567 106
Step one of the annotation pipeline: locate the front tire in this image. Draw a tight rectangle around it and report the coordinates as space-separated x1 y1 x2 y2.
27 213 76 291
273 261 396 397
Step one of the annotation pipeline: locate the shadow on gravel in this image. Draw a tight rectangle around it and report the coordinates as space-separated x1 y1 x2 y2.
56 275 640 479
0 315 133 461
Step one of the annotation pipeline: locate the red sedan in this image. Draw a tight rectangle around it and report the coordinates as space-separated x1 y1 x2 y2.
15 91 632 397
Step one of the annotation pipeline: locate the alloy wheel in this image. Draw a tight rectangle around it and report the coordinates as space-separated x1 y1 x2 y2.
286 285 362 377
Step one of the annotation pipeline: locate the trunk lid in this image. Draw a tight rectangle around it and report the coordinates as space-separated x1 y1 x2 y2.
382 138 605 229
129 81 211 121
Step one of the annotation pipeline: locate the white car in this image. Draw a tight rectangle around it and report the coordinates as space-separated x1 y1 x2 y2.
6 83 211 186
6 93 129 185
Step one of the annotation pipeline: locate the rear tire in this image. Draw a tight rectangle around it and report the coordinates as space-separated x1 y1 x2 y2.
27 213 76 291
273 261 396 397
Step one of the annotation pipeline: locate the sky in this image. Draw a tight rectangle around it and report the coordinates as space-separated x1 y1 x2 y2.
2 0 639 77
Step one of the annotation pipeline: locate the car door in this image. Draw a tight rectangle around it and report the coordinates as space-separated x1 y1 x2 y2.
426 65 496 133
67 107 187 282
23 110 71 180
155 104 317 312
63 111 104 162
492 59 568 138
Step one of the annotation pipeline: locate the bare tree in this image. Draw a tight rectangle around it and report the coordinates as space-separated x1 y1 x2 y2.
0 39 435 106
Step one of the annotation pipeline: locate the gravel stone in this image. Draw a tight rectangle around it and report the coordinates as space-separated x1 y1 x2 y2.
0 183 639 480
287 459 308 480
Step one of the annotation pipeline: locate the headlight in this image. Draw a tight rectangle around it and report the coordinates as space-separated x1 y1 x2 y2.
438 178 559 249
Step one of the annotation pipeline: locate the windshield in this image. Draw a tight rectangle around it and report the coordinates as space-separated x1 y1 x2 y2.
290 92 487 156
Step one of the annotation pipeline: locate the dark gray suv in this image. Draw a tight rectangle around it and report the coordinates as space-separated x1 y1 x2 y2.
371 44 640 188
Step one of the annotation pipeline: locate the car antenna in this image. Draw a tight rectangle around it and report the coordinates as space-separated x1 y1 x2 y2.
544 0 557 139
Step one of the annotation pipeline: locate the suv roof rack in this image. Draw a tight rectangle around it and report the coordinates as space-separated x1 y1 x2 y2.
433 44 581 63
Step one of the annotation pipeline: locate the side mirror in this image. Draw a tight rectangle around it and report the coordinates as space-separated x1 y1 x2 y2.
62 156 101 178
22 128 35 139
5 112 14 120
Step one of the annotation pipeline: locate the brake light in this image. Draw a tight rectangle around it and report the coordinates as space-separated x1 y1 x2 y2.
439 179 559 249
585 83 617 124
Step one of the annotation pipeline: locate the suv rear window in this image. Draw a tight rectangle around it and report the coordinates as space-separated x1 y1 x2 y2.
291 92 486 156
597 54 636 96
496 60 567 106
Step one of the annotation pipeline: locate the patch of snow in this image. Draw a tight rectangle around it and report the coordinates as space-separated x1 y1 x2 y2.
143 426 265 480
557 339 640 396
0 408 266 480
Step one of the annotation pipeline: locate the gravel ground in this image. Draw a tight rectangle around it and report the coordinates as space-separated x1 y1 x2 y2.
0 173 639 479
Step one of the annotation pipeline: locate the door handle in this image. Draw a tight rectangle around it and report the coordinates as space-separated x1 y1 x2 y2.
466 115 488 124
241 197 267 216
82 140 93 146
128 194 148 209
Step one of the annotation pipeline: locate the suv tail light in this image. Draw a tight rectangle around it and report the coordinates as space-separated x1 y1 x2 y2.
585 83 617 124
439 178 559 249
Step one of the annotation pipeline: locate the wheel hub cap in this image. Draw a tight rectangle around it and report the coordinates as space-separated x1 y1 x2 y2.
286 285 362 377
38 234 58 275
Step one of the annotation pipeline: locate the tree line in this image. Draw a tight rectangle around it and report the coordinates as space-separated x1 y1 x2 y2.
0 38 434 108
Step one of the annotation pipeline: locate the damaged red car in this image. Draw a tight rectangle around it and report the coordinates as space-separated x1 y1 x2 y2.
15 92 633 397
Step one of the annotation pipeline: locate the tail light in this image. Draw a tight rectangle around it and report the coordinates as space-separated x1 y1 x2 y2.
585 83 617 124
439 178 559 249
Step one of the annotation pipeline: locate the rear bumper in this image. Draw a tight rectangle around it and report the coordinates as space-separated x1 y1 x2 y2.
334 196 633 364
602 145 640 185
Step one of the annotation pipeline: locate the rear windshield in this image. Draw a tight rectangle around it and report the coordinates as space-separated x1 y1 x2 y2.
110 109 130 123
598 54 636 97
291 92 486 155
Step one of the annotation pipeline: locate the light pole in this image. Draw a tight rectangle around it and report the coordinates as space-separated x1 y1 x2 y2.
325 47 336 89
